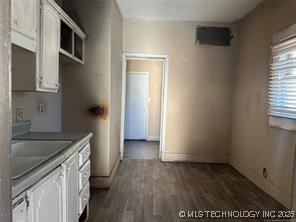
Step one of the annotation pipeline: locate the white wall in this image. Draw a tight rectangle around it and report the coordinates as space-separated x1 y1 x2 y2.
12 91 62 132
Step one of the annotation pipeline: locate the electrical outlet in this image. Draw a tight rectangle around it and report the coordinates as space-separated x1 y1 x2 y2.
263 168 268 179
39 104 46 115
16 108 24 122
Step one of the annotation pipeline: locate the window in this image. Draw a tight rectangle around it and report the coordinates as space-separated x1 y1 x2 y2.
268 37 296 120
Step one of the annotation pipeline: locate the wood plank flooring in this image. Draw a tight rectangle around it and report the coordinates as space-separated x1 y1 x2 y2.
89 159 286 222
124 141 159 159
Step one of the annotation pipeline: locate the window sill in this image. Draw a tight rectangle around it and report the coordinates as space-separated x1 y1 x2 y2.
269 116 296 131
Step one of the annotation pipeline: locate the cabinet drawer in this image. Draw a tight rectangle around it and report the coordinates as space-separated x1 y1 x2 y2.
79 143 90 168
79 182 90 215
79 160 90 191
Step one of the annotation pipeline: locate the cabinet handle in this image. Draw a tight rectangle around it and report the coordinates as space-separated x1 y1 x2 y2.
39 76 43 86
13 198 25 209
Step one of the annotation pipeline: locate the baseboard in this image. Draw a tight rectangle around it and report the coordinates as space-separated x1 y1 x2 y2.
146 136 160 141
161 152 229 163
90 154 121 189
229 156 292 208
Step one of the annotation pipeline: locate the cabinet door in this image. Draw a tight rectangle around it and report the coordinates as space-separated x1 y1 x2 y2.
27 167 64 222
63 152 79 222
13 199 28 222
40 0 60 92
11 0 37 40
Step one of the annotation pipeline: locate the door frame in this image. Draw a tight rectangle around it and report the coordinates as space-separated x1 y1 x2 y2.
125 71 149 140
120 52 169 160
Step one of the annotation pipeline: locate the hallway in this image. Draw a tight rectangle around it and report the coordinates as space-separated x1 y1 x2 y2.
124 140 159 159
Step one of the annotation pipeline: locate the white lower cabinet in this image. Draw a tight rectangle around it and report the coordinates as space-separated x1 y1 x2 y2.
78 143 91 218
79 160 90 191
79 182 90 215
12 142 91 222
12 197 28 222
62 152 79 222
27 167 64 222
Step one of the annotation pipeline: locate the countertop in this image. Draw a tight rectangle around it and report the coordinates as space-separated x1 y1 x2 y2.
12 131 93 199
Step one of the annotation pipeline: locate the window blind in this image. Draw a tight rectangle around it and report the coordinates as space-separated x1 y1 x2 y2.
269 37 296 119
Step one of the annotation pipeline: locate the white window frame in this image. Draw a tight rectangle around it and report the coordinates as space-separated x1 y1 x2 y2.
269 24 296 131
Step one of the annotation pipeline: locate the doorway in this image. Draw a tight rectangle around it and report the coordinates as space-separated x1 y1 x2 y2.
124 72 149 140
120 53 169 160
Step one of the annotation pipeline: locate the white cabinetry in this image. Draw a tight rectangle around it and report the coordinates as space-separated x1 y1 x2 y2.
11 0 86 92
11 0 38 52
12 197 28 222
62 152 79 222
79 160 90 191
12 0 61 92
39 0 60 92
78 143 91 220
27 167 64 222
60 19 86 64
11 139 91 222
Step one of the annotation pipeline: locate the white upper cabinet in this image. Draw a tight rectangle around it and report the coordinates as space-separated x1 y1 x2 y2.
60 19 86 64
11 0 86 92
39 0 60 92
27 167 64 222
11 0 38 52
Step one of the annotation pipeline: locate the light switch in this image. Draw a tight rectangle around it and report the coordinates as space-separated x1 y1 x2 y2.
16 108 24 122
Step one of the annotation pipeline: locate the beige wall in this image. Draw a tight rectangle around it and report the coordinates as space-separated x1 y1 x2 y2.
124 20 235 162
127 60 162 140
62 0 112 177
62 0 122 181
230 0 296 208
110 0 123 174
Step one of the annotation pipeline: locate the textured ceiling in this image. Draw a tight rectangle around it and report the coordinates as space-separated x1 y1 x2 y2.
116 0 263 22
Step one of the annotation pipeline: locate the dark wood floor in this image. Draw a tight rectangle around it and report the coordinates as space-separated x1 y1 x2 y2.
124 140 159 159
89 159 285 222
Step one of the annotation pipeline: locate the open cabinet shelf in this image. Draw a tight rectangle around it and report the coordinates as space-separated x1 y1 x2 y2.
59 17 85 65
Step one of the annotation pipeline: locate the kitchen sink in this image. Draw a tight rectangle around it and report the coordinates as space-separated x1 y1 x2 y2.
11 140 73 179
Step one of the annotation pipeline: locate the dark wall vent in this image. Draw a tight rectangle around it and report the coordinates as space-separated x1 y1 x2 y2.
196 26 233 46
